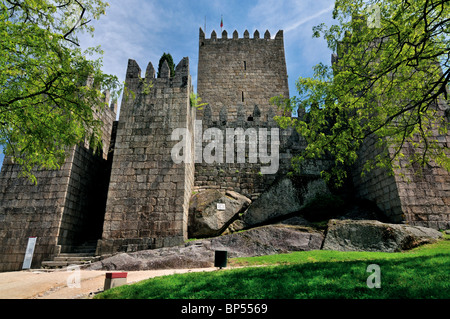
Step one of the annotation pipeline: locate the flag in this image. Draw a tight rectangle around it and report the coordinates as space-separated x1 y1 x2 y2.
220 16 223 29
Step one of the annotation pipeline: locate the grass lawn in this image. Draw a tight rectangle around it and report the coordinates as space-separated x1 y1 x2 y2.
95 234 450 299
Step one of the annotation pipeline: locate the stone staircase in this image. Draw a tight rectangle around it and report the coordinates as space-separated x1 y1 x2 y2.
41 241 101 269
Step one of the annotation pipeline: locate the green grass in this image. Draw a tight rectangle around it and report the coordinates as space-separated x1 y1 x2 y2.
95 234 450 299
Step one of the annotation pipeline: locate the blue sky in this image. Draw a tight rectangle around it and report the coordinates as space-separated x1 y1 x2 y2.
0 0 336 171
80 0 336 111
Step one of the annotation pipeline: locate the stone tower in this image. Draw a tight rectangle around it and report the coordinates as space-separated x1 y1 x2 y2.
197 28 290 121
194 29 304 198
97 58 196 255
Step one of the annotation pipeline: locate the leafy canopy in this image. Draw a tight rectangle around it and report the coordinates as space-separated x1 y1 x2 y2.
273 0 450 186
0 0 122 183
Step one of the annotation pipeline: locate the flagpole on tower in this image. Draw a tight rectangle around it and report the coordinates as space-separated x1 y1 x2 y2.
220 15 223 33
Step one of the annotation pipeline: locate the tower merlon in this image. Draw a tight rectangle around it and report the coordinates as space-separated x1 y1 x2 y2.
199 28 284 42
159 60 171 78
146 61 156 79
275 30 283 40
102 89 111 105
125 59 142 80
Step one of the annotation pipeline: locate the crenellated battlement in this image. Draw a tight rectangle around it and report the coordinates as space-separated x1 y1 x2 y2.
197 26 289 123
121 57 191 120
124 57 190 87
200 103 281 129
199 28 283 43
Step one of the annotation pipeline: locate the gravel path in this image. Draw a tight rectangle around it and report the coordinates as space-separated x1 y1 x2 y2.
0 268 216 299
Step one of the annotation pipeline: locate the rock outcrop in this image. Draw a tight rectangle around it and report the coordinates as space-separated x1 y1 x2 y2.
195 224 324 258
87 225 324 271
322 219 443 252
241 177 331 227
188 190 251 238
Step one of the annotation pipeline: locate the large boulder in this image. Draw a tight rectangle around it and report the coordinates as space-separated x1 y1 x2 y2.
87 244 214 271
196 224 324 258
323 219 443 252
189 190 251 238
87 225 324 271
242 177 331 227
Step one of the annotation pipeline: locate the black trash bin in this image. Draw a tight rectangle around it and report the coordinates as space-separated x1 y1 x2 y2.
214 250 228 269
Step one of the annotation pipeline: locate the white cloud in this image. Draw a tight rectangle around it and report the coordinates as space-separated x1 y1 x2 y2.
284 3 334 33
248 0 334 33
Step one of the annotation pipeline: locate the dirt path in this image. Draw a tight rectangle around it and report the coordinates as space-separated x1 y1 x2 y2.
0 267 216 299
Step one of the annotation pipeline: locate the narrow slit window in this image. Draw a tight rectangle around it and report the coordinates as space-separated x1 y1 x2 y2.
242 92 245 102
244 61 247 70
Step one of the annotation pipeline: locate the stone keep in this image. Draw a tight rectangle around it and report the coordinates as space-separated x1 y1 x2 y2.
197 28 289 120
194 29 316 199
97 58 195 255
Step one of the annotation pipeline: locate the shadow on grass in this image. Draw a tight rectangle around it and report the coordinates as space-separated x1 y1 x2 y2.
96 253 450 299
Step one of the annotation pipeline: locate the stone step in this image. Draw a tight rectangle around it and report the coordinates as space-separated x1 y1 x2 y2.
53 256 99 262
61 244 97 254
58 253 96 258
72 248 96 254
41 241 100 269
41 260 88 269
41 254 100 269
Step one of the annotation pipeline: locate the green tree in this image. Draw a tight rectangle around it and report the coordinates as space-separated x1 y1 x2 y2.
273 0 450 186
157 52 175 78
0 0 121 183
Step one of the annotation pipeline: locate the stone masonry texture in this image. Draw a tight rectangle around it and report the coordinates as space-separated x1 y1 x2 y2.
97 57 195 255
0 96 116 272
197 28 289 121
350 81 450 231
195 28 312 198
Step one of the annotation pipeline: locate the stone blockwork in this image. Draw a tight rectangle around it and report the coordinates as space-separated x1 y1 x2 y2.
392 98 450 230
0 99 116 272
0 157 70 272
194 28 324 198
97 58 196 255
352 97 450 230
351 134 404 223
193 116 313 199
197 28 290 121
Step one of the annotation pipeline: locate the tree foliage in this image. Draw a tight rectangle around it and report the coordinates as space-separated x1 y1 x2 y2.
273 0 450 186
157 52 175 78
0 0 121 183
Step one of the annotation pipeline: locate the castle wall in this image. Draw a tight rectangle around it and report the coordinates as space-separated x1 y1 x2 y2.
57 145 112 251
351 134 404 223
0 100 116 271
352 98 450 230
392 98 450 230
0 154 71 271
192 113 326 199
98 58 195 255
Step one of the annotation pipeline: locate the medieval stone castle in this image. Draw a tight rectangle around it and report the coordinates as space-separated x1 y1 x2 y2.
0 28 449 272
